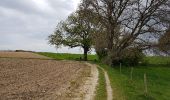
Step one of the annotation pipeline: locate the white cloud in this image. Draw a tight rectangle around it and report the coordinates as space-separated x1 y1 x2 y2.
0 0 86 54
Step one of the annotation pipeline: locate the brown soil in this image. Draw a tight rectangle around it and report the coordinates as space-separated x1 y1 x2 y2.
104 70 113 100
63 63 99 100
83 63 99 100
0 52 50 59
0 58 90 100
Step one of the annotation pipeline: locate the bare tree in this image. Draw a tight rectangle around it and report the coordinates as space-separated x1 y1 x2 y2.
81 0 170 64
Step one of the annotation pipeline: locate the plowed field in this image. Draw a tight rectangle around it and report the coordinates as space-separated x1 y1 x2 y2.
0 52 90 100
0 52 50 59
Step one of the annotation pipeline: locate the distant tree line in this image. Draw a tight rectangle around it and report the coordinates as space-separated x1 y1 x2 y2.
49 0 170 65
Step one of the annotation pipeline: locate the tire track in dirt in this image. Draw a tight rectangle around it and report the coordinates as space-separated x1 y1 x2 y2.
97 65 113 100
81 63 99 100
82 63 113 100
104 70 113 100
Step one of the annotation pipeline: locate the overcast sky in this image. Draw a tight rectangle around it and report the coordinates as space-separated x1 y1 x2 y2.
0 0 89 53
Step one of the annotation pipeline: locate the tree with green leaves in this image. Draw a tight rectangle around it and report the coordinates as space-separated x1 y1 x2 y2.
48 12 93 61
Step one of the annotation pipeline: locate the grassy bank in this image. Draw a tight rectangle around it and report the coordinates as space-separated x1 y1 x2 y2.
99 64 170 100
38 52 97 61
97 56 170 100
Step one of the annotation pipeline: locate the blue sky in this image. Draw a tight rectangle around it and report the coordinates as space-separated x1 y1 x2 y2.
0 0 90 54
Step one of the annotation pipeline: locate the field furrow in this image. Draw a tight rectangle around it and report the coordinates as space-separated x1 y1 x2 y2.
0 57 90 100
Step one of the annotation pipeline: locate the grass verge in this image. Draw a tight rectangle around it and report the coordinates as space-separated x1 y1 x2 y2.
98 63 170 100
94 67 107 100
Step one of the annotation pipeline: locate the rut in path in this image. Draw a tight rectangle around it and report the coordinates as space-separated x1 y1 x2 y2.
83 63 99 100
70 63 113 100
99 66 113 100
104 70 113 100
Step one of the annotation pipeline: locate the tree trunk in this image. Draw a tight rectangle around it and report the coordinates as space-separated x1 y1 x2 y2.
83 47 88 61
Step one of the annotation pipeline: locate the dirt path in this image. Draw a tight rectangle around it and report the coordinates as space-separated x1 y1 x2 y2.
104 70 113 100
80 63 99 100
80 63 113 100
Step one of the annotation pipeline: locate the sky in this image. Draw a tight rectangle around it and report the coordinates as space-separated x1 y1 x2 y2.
0 0 90 54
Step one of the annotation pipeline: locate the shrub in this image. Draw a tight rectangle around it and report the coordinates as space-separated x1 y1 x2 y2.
108 48 145 66
96 47 145 66
120 48 145 66
96 49 108 61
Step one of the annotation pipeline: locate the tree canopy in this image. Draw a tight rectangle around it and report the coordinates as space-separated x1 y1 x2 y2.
48 12 94 61
79 0 170 65
49 0 170 65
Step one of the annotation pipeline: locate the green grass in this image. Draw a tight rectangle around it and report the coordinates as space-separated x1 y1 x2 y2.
95 67 107 100
98 58 170 100
145 56 170 65
38 52 97 61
